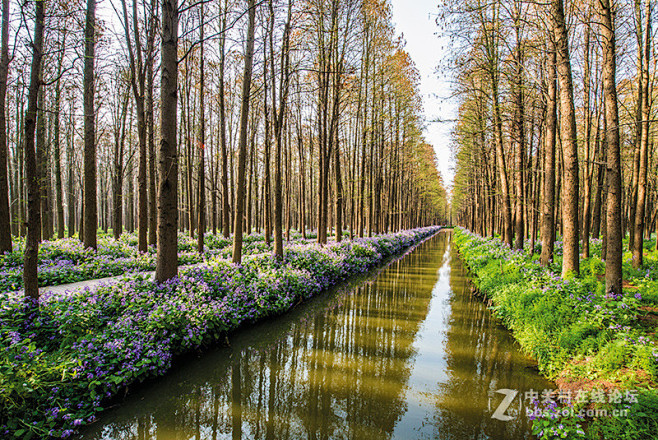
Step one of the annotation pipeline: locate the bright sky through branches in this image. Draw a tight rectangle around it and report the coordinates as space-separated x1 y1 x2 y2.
390 0 456 188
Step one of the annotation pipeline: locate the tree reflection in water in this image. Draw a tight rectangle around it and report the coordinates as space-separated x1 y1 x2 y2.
81 231 552 440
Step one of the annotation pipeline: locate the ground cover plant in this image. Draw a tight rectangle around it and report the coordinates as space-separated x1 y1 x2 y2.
0 226 440 439
0 231 322 294
453 227 658 439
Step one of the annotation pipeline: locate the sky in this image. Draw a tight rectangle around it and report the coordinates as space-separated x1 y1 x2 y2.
389 0 457 189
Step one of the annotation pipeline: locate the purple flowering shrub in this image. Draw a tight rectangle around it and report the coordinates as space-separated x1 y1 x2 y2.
0 232 292 294
529 400 586 439
0 226 440 438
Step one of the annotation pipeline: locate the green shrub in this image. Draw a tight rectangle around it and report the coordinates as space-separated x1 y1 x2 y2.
453 227 658 439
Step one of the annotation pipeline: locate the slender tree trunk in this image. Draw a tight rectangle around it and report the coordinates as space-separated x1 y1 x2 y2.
262 37 272 246
113 94 128 239
271 0 293 259
219 5 230 239
541 44 557 266
334 127 343 242
156 0 179 282
231 0 256 264
197 4 206 254
23 0 45 301
83 0 97 250
600 0 623 294
0 0 11 252
581 17 593 258
632 0 652 267
513 17 525 250
67 99 75 238
37 88 50 241
552 0 580 276
120 0 148 252
147 0 157 247
53 33 66 239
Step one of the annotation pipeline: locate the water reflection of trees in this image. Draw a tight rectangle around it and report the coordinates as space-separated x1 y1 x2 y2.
83 236 445 440
429 243 553 440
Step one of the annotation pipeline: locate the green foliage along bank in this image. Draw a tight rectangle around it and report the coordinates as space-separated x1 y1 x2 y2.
453 227 658 439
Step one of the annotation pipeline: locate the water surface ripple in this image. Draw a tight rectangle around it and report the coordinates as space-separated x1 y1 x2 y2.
81 231 553 440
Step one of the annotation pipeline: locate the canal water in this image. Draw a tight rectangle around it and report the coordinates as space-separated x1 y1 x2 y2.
81 230 553 440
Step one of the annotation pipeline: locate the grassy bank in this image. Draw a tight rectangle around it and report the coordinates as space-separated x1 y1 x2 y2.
453 227 658 439
0 226 439 439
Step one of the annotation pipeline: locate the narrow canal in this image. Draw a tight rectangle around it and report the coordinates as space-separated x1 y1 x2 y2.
81 230 553 440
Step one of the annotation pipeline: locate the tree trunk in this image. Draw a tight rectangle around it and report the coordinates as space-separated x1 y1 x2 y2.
219 6 230 239
197 4 206 254
37 88 51 241
113 94 128 239
263 39 272 246
540 43 557 266
552 0 580 276
334 126 343 242
155 0 179 282
600 0 623 294
513 31 525 250
23 0 45 301
67 99 75 238
147 0 157 247
271 0 293 259
53 32 66 239
83 0 97 250
0 0 11 252
581 17 593 258
231 0 256 264
632 0 651 267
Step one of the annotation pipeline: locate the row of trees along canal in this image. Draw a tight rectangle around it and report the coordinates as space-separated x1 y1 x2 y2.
0 0 449 300
446 0 655 295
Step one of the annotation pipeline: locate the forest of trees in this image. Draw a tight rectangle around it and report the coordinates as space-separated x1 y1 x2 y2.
0 0 449 298
447 0 655 294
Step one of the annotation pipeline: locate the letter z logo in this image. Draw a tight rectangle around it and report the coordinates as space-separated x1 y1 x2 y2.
491 389 518 421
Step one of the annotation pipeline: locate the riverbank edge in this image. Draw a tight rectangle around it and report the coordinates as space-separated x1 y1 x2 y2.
1 226 441 439
89 226 446 418
452 227 658 439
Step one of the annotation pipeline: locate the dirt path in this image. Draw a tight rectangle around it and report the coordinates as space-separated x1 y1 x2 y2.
16 263 202 299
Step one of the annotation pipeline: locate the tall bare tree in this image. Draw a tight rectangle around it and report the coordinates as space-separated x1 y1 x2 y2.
53 31 67 239
0 0 11 253
197 2 206 254
155 0 179 282
540 42 557 266
232 0 257 264
600 0 623 293
632 0 652 267
119 0 149 252
219 1 230 239
271 0 294 259
551 0 580 276
24 0 46 301
83 0 98 250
